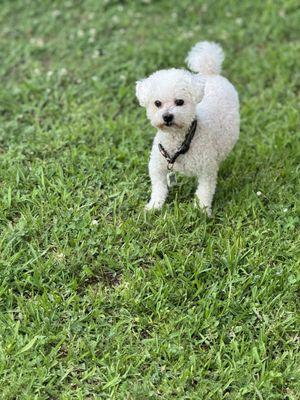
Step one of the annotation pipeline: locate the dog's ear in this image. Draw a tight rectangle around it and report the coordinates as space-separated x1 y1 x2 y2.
136 78 150 107
190 75 205 103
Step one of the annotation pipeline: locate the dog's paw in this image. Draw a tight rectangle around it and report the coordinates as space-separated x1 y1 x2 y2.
145 200 164 211
194 198 212 217
205 207 212 218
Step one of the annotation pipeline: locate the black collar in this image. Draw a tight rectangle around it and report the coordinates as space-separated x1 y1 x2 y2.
158 119 197 170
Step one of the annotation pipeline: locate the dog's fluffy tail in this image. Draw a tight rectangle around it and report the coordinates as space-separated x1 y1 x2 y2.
186 41 224 75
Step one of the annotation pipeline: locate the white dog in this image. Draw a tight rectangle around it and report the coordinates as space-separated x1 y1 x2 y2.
136 41 240 215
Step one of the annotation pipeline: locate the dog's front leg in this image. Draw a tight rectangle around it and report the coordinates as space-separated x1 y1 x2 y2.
195 171 218 217
145 164 168 210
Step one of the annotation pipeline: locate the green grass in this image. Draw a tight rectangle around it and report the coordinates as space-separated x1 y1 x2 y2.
0 0 299 398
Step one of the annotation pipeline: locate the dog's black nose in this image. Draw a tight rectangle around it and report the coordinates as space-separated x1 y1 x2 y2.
163 113 174 124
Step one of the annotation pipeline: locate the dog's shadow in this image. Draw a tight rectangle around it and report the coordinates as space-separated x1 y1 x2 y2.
167 175 197 205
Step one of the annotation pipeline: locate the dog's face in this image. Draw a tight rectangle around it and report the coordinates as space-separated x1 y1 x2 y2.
136 69 204 132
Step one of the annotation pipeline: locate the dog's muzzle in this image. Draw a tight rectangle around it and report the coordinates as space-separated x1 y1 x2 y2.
162 113 174 126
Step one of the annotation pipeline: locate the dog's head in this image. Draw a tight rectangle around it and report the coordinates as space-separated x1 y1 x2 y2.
136 68 204 133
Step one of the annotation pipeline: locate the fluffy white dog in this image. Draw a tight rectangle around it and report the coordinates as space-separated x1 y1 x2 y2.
136 41 240 215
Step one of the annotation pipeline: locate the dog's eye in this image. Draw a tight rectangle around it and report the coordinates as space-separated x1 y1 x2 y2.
154 100 162 108
175 99 184 106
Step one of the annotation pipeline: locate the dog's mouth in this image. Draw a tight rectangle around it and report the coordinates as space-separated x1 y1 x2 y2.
159 122 182 129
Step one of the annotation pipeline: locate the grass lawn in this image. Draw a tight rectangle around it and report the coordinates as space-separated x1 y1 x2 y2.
0 0 299 398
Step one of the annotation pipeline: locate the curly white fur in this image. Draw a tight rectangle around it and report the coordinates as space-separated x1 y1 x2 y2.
186 41 224 75
136 41 240 215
